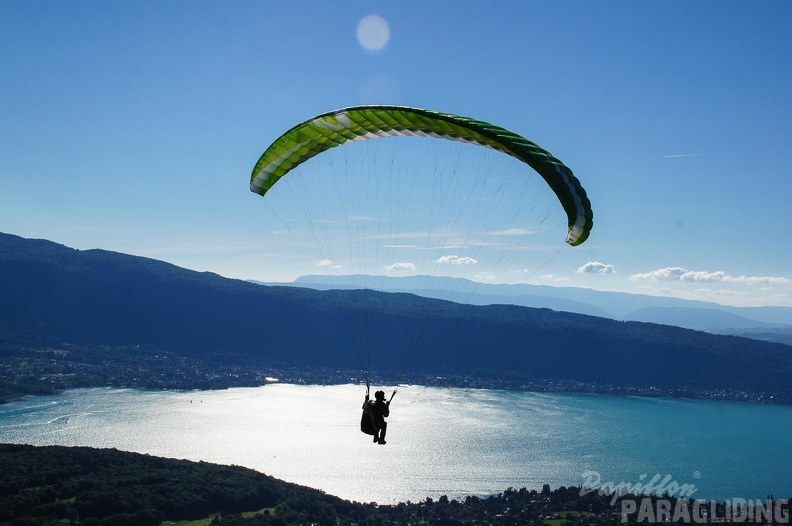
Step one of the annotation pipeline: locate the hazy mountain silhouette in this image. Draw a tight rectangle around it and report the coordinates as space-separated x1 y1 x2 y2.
269 274 792 332
2 232 791 396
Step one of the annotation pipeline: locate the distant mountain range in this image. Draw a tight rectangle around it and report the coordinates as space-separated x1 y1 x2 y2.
2 231 791 398
255 274 792 338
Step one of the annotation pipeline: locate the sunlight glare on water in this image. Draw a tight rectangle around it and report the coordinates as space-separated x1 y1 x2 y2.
1 384 791 504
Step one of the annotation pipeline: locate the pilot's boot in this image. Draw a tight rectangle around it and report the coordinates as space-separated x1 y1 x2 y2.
378 425 387 445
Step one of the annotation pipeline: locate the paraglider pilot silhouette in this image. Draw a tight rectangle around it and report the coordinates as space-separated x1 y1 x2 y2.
361 382 395 444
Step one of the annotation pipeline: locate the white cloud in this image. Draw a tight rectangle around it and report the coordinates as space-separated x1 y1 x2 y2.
576 261 615 274
317 259 342 269
370 230 430 240
430 244 467 250
490 228 537 236
385 261 416 271
434 255 479 265
727 275 792 285
631 267 706 281
630 266 791 285
346 214 378 222
631 283 792 307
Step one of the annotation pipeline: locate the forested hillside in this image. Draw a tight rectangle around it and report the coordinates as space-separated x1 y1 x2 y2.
2 232 791 400
5 444 784 525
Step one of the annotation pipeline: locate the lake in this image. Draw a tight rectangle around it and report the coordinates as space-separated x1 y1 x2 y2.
1 384 790 505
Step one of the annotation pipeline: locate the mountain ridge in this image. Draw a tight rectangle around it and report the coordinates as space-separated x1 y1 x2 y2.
2 231 791 400
263 274 792 332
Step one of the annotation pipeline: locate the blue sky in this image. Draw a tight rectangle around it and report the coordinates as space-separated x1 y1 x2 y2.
2 1 791 307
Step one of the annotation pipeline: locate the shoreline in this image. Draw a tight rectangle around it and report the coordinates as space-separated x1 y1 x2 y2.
2 342 790 405
2 374 789 407
3 384 791 507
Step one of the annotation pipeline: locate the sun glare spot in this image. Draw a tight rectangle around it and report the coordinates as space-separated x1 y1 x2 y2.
357 14 390 52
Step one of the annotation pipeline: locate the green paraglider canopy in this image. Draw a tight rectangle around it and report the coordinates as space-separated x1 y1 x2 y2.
250 105 593 246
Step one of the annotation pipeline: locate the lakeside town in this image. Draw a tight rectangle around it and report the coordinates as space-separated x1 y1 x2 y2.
1 343 787 405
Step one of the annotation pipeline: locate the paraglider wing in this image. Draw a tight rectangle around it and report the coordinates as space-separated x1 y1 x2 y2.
250 105 593 246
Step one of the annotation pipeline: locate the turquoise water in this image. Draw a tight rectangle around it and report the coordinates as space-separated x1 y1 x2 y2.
0 384 790 504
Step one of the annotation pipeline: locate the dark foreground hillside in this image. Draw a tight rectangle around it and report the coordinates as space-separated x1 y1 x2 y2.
2 444 788 525
2 232 792 401
0 443 352 526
